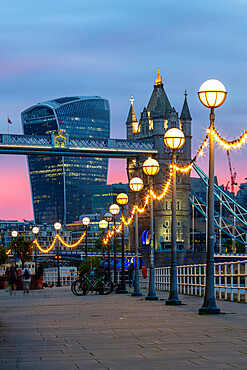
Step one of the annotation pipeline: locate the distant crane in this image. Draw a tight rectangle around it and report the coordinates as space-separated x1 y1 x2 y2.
226 149 237 193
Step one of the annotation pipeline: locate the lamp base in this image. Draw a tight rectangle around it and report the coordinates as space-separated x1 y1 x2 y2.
165 299 182 306
56 283 62 287
145 295 158 301
199 307 220 315
131 292 142 297
118 289 128 294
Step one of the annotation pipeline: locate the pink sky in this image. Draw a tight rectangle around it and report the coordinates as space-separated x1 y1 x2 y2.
0 148 246 222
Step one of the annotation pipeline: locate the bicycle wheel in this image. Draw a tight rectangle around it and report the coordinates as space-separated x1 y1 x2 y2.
99 279 113 295
71 281 77 295
73 280 89 296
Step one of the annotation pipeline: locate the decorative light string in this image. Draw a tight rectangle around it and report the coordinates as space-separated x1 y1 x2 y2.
102 125 247 245
33 235 58 253
8 127 247 253
33 231 86 253
212 127 247 150
172 132 210 173
57 232 86 248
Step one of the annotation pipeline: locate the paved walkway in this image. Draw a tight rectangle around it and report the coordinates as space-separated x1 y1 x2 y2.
0 287 247 370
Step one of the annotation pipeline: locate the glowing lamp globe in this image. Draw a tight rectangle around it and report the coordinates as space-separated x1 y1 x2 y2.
54 222 62 231
198 79 227 108
109 203 120 215
99 220 108 229
164 128 185 150
143 158 160 176
104 212 113 222
11 230 18 237
116 193 129 206
32 226 39 235
82 217 90 226
129 177 144 192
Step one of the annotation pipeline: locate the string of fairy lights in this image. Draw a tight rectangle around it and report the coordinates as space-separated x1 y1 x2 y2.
7 125 247 254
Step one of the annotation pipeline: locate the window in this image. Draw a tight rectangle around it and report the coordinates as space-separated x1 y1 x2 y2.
177 200 181 210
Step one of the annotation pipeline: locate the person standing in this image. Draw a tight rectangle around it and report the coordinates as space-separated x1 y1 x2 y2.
8 263 17 295
22 266 32 294
128 262 135 288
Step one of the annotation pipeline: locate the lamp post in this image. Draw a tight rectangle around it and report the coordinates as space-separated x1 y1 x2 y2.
109 203 120 285
104 212 113 280
143 157 160 300
82 217 90 259
11 230 18 268
32 226 39 275
129 177 144 296
198 79 227 314
54 222 62 287
116 193 129 294
99 220 108 267
164 128 185 305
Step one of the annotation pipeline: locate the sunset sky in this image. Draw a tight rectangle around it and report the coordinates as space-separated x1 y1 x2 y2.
0 0 247 221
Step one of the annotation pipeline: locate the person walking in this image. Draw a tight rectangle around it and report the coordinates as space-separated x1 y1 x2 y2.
22 266 32 294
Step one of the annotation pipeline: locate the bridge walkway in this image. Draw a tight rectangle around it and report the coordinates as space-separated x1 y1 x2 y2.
0 287 247 369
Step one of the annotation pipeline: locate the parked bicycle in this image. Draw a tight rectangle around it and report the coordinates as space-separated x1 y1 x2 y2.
71 273 113 296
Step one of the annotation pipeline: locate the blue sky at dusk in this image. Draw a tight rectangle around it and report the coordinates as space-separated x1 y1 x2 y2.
0 0 247 221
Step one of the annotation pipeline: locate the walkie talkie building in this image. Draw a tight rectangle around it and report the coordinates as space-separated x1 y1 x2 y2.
21 96 110 225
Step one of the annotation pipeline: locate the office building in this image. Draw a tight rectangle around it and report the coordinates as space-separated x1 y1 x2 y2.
92 183 128 215
21 96 110 224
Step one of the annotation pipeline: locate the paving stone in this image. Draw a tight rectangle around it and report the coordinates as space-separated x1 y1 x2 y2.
0 287 247 369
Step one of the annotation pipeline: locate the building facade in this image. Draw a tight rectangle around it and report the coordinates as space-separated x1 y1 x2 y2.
21 96 110 225
92 183 128 215
126 71 192 258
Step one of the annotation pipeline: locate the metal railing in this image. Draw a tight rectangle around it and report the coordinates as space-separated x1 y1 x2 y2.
139 260 247 303
43 268 77 286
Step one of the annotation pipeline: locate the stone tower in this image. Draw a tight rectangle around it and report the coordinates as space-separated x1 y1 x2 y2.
126 71 192 264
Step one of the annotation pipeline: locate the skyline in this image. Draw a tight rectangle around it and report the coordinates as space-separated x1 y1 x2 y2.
1 0 247 221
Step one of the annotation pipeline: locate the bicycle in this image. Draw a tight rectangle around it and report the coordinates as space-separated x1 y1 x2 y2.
71 273 113 296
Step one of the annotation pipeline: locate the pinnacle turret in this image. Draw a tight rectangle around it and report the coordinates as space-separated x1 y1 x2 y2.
147 70 172 119
180 90 192 120
126 95 138 125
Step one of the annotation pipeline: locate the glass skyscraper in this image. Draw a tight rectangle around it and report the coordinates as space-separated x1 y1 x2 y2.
21 96 110 225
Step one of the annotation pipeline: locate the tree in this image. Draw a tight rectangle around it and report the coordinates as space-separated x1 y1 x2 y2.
78 256 101 276
0 245 8 266
10 235 33 268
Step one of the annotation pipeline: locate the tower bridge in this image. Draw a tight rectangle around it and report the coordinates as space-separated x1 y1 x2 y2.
0 132 157 158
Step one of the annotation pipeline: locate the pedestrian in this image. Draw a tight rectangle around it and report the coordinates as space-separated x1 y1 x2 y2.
8 263 17 295
22 266 32 294
128 262 135 287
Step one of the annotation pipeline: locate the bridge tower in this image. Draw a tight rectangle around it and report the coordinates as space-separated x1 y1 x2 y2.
126 71 192 265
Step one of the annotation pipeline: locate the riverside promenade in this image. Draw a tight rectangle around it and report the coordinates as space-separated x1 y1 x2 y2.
0 287 247 370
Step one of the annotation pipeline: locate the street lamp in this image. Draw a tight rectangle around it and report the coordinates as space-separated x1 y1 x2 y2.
109 203 120 285
99 220 108 267
82 217 90 258
129 177 144 296
11 230 18 268
164 128 185 305
198 79 227 314
32 226 39 275
54 222 62 287
116 193 129 294
143 157 160 300
104 212 113 280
